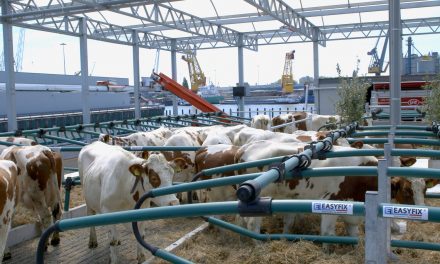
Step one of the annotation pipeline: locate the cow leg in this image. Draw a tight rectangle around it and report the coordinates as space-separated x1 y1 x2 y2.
33 201 53 250
136 222 148 263
50 203 62 246
341 216 361 237
320 215 338 253
87 207 98 249
282 214 296 233
108 226 121 264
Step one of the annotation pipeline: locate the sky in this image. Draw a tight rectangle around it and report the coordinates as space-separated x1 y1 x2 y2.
1 1 440 86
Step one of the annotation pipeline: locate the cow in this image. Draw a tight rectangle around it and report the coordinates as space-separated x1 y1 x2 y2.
194 144 241 203
0 137 38 154
271 112 341 133
0 160 18 260
250 115 271 130
0 145 63 250
233 127 300 146
232 140 425 248
99 126 172 147
78 141 180 264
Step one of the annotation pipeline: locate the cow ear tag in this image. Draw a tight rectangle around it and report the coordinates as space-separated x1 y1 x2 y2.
129 164 143 177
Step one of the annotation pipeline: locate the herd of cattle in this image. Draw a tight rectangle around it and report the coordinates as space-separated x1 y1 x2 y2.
0 111 438 263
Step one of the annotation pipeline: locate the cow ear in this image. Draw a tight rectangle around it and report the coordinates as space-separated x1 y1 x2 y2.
169 158 188 173
425 179 439 188
129 164 143 177
101 134 110 143
350 141 364 149
141 151 149 160
391 177 401 196
399 157 417 167
3 149 17 164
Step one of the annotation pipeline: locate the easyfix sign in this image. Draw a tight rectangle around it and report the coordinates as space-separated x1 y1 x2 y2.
377 97 425 106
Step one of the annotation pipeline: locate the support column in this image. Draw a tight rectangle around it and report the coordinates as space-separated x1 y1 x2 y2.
238 34 245 118
313 28 320 114
389 0 401 127
171 39 178 116
2 0 17 131
79 17 90 125
132 30 141 119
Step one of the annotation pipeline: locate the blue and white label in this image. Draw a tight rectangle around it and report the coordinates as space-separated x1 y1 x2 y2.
312 202 353 215
382 206 428 220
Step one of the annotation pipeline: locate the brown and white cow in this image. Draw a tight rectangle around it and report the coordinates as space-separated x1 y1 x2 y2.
0 137 38 154
99 126 172 147
79 141 179 263
272 112 341 133
250 115 272 130
194 144 241 203
233 140 425 242
0 145 63 248
233 127 301 146
0 160 18 260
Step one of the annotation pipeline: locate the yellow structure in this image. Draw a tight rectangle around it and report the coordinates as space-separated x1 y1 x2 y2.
281 50 295 93
181 51 206 92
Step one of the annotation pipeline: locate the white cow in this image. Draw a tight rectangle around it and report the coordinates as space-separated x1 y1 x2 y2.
250 115 271 130
79 141 179 263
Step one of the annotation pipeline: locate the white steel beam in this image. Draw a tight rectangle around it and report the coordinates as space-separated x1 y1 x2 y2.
14 15 199 51
116 0 440 34
4 0 180 22
243 0 326 46
109 2 258 50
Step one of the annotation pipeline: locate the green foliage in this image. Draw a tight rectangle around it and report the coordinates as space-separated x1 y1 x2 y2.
422 74 440 122
335 60 369 125
182 77 189 89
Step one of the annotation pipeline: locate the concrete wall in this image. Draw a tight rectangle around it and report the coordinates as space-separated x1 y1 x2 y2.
0 72 129 86
0 91 131 116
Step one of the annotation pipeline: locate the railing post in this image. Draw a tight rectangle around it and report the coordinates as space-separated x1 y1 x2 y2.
365 191 385 264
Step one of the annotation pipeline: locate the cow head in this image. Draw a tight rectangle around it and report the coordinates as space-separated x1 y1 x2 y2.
391 177 426 205
136 153 179 206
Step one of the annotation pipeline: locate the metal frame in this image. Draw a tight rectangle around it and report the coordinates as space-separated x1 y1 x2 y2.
2 1 440 131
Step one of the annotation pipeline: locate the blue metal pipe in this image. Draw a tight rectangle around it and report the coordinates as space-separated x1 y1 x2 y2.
391 240 440 251
379 203 440 222
358 125 431 131
206 217 359 244
387 167 440 179
347 138 440 146
351 131 437 138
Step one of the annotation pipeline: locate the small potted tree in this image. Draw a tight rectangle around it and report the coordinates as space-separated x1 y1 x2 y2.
335 61 370 126
422 74 440 170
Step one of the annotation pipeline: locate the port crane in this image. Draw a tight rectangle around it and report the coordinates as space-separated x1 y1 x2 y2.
367 35 389 76
281 50 295 93
181 51 206 92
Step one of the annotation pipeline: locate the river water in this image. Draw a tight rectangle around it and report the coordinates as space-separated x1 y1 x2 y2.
165 103 315 119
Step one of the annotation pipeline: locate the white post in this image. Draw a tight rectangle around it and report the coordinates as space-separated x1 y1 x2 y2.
389 0 401 127
171 39 178 116
313 27 320 114
79 17 90 125
238 34 245 118
365 191 385 264
2 0 17 131
132 30 141 120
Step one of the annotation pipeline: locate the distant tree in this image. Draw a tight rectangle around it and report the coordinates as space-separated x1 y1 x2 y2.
182 77 189 89
299 76 314 85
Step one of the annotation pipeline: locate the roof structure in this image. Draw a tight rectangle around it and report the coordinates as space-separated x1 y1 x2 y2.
2 0 440 52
